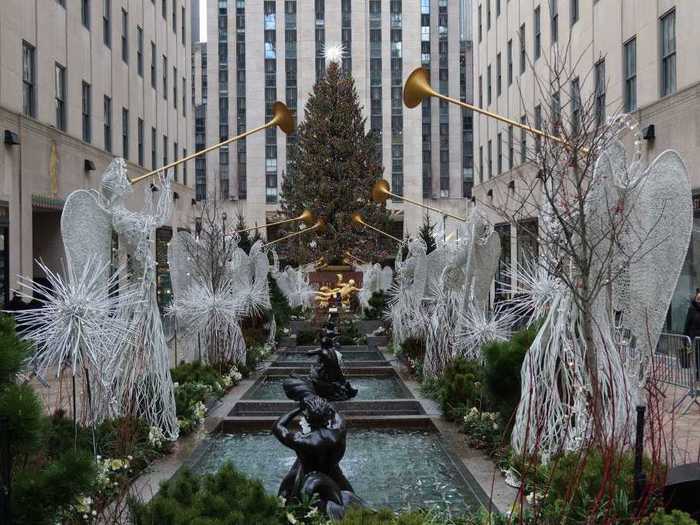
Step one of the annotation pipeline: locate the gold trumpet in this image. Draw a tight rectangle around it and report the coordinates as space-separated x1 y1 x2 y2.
371 179 467 222
262 218 326 248
235 209 315 234
404 67 586 153
351 212 403 243
130 101 294 185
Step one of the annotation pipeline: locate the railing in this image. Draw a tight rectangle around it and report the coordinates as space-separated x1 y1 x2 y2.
653 333 700 414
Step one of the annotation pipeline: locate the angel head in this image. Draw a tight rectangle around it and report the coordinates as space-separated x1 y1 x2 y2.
101 158 133 206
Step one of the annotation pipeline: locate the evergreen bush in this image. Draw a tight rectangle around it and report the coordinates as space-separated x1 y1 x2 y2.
132 463 285 525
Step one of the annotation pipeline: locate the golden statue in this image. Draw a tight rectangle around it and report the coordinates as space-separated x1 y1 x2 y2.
315 274 361 308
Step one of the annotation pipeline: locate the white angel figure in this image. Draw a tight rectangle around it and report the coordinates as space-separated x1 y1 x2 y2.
106 160 180 439
510 124 692 459
271 263 315 309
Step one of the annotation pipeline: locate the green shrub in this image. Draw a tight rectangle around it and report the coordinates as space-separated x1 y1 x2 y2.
339 319 365 345
268 275 293 328
132 463 285 525
243 343 273 376
437 358 484 421
12 450 96 524
171 361 226 390
535 449 651 524
364 291 387 320
0 382 43 458
481 325 536 417
297 329 317 346
641 509 698 525
0 315 30 385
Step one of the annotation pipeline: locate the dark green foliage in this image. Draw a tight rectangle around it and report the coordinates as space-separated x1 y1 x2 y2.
364 291 387 320
641 509 698 525
535 449 646 524
297 329 317 346
339 319 365 345
0 315 30 385
481 325 537 417
280 61 390 263
436 358 484 421
171 361 226 390
242 344 272 377
132 463 285 525
234 212 253 254
268 274 293 329
418 212 438 254
11 450 96 524
400 337 425 362
0 383 43 457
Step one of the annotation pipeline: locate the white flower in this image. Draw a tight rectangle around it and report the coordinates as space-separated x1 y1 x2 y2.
286 512 298 524
148 426 166 448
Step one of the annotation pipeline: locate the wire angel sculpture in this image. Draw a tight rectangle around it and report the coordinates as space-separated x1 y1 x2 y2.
12 258 136 426
509 121 693 459
270 250 316 309
356 263 393 311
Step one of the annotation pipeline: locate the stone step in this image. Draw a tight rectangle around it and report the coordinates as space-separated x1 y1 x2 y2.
217 414 436 432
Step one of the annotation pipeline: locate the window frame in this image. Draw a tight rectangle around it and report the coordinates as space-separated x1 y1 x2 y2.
660 9 676 97
54 63 66 130
623 37 637 112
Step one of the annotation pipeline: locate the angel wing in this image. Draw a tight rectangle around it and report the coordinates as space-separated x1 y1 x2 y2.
61 189 112 279
621 150 692 358
469 231 501 309
380 266 394 291
167 230 195 300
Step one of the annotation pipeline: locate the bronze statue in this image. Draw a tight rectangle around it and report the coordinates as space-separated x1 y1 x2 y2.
272 396 364 519
283 327 358 402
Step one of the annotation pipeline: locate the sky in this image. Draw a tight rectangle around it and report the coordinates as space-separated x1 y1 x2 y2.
200 2 207 42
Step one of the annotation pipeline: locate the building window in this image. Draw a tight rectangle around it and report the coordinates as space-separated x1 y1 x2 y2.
182 77 186 116
487 0 491 29
103 0 111 47
487 139 493 178
534 104 542 152
479 145 483 184
82 0 90 29
315 0 326 80
551 90 561 130
496 53 502 96
22 42 36 118
496 0 501 17
172 0 177 32
508 125 514 170
162 0 166 19
487 65 492 105
137 26 143 76
182 148 187 185
182 7 186 45
520 115 527 163
104 96 112 152
137 118 144 166
478 75 483 107
594 59 606 125
550 0 558 43
162 55 168 98
121 9 128 63
369 0 382 155
624 37 637 112
265 0 278 203
497 132 503 174
571 77 581 134
173 67 177 108
150 42 156 88
122 108 129 159
507 39 513 85
534 7 541 60
151 127 157 169
660 9 676 97
570 0 578 26
82 82 91 143
163 135 168 167
54 63 66 130
173 142 178 181
519 24 526 74
478 4 482 42
341 0 352 74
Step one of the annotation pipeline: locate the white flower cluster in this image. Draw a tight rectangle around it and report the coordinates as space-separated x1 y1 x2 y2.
148 426 166 448
96 455 132 490
464 407 500 431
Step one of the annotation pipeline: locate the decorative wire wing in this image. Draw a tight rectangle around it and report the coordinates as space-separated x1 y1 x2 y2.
61 189 113 282
168 230 195 300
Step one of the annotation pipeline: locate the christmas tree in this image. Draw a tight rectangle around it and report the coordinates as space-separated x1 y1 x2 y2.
280 61 391 264
418 212 437 254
